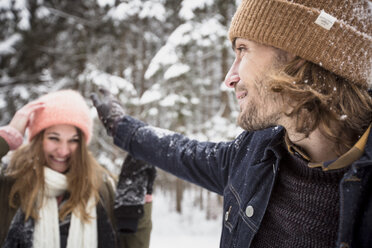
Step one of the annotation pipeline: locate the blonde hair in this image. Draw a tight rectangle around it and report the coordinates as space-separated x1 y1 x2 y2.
270 57 372 155
7 129 111 223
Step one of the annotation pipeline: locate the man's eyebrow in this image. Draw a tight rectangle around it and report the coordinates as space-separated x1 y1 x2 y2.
231 38 237 51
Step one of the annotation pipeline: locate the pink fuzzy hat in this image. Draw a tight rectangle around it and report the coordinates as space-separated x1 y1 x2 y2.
28 89 93 143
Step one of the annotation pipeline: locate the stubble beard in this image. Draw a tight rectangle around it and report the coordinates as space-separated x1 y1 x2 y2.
236 54 288 132
237 105 280 131
237 91 281 131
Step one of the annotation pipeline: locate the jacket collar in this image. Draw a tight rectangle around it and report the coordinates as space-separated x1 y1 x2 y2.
260 126 286 163
284 124 372 171
308 124 371 171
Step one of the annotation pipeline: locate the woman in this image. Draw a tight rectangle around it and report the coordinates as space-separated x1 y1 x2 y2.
0 89 153 248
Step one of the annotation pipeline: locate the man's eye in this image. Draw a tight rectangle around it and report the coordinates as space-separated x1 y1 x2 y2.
235 47 247 58
237 47 246 53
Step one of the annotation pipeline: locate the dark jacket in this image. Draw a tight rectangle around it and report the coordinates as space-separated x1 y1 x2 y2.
113 115 372 248
0 143 117 248
1 178 117 248
0 136 153 248
115 155 156 234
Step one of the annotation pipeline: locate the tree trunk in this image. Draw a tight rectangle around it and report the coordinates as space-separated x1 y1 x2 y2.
175 178 184 213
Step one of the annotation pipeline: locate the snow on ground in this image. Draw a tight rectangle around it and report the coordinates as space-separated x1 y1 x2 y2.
150 190 222 248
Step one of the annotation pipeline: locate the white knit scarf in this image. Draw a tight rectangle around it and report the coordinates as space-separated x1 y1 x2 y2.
33 167 97 248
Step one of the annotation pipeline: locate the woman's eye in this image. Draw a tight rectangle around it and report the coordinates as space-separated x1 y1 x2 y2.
71 139 80 143
48 137 58 141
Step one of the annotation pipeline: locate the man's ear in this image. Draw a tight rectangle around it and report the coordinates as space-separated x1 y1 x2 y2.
278 50 301 65
285 52 296 62
286 53 306 68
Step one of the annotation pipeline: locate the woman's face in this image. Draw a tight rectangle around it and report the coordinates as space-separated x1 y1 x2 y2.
42 124 79 173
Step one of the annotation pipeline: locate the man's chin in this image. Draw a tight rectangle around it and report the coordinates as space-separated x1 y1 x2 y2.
237 116 257 131
237 115 277 132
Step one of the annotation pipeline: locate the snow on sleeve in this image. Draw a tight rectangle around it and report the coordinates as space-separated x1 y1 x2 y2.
144 125 176 139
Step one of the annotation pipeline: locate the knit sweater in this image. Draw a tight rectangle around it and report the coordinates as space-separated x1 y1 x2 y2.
251 148 347 247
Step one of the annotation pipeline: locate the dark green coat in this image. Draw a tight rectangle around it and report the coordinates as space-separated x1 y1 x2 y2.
0 137 16 246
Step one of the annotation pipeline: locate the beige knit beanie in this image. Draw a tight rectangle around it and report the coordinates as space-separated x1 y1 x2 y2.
228 0 372 87
28 89 93 143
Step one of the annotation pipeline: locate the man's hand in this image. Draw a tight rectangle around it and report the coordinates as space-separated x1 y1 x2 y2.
90 88 125 136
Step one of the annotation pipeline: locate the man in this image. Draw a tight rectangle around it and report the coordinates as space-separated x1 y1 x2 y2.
92 0 372 247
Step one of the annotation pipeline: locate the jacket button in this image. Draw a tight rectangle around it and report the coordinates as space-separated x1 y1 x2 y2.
245 205 254 217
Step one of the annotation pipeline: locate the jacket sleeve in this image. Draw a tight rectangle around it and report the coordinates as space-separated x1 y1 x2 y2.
0 137 16 246
113 115 241 195
0 136 10 160
0 126 23 155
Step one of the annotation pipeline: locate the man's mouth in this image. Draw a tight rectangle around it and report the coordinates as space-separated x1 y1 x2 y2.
236 91 247 100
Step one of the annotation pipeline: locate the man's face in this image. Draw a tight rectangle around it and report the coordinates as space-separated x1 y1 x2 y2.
224 38 289 131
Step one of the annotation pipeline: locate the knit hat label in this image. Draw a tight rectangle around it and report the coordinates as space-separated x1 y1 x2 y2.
314 10 336 30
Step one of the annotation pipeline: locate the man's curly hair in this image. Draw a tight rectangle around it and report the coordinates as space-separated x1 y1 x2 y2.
270 57 372 156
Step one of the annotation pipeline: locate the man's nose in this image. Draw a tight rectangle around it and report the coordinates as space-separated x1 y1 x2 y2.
224 58 240 88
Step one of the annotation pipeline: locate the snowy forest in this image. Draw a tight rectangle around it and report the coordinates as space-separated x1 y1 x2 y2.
0 0 243 239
